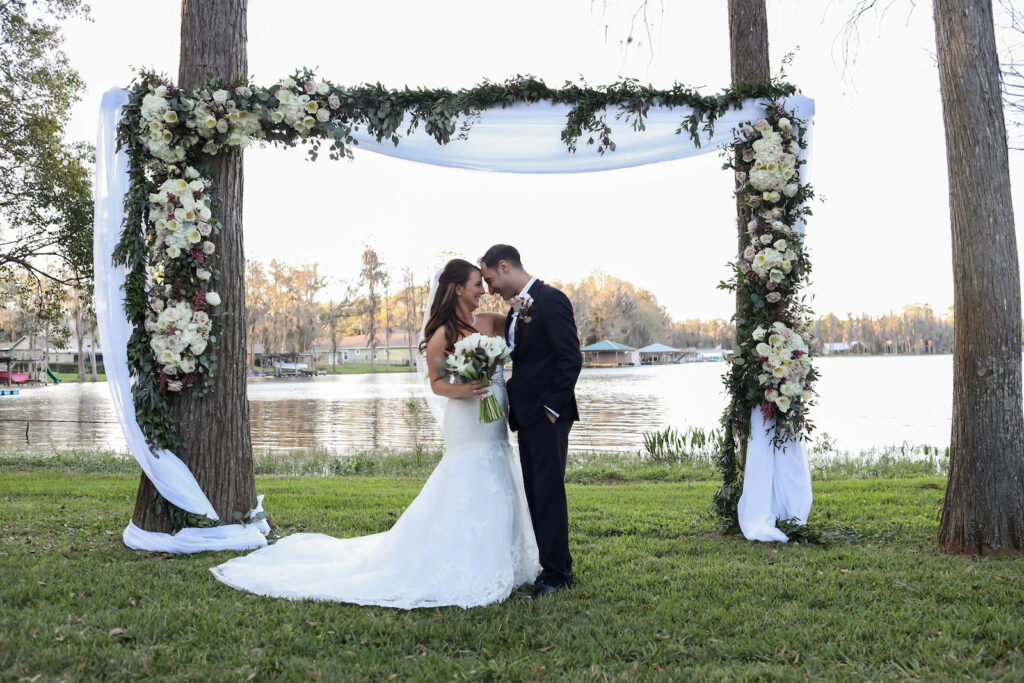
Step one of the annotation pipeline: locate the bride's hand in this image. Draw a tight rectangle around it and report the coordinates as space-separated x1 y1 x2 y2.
454 380 486 400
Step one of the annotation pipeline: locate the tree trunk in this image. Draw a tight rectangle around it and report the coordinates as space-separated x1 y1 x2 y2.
75 319 85 381
88 327 98 382
935 0 1024 553
728 0 770 469
132 0 254 533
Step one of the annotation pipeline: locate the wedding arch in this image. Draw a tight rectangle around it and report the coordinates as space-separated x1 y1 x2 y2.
93 69 817 552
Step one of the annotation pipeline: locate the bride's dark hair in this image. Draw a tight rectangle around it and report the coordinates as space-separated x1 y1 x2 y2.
418 259 479 354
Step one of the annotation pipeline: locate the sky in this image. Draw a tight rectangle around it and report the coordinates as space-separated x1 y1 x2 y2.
61 1 1024 321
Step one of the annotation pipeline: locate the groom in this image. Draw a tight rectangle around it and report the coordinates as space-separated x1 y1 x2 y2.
479 245 582 598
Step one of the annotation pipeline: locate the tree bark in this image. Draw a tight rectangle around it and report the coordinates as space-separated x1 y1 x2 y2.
935 0 1024 553
728 0 770 468
132 0 254 533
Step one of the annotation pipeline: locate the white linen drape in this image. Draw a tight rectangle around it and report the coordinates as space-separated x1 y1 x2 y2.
348 95 814 174
94 88 268 553
737 407 813 542
96 87 815 550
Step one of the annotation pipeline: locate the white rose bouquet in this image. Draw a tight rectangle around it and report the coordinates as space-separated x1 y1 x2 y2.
443 333 512 423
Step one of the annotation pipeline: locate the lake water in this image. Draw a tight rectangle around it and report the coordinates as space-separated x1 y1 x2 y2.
0 355 955 454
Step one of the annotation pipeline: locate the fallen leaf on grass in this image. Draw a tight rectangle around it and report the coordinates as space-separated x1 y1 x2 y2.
840 569 850 575
387 675 397 681
108 628 125 636
792 652 801 665
965 564 975 572
538 646 552 652
653 663 663 672
304 671 320 680
633 661 640 671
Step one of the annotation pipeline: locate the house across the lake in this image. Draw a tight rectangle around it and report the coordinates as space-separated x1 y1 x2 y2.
637 342 686 365
313 331 419 368
581 340 640 367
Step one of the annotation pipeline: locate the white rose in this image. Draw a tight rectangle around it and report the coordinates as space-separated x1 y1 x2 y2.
198 205 212 221
166 246 181 259
154 85 167 98
752 326 766 341
316 107 330 122
215 119 229 133
206 292 221 306
328 94 340 109
755 342 772 357
189 338 208 355
212 89 229 104
784 183 798 197
196 268 212 281
757 373 770 386
167 380 184 392
179 357 197 373
202 240 215 255
774 239 787 251
800 390 813 402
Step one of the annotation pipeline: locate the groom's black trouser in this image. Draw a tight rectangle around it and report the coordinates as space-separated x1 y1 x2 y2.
517 416 573 584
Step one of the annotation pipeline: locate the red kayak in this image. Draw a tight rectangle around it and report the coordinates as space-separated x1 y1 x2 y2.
0 371 29 383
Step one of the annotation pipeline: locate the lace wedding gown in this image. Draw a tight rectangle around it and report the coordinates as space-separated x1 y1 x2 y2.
210 368 540 609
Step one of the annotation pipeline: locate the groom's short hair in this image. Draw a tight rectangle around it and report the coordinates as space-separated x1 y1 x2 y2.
480 244 522 270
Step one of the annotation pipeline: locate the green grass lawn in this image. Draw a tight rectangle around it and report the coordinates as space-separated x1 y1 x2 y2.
315 363 414 375
1 464 1021 680
51 372 107 383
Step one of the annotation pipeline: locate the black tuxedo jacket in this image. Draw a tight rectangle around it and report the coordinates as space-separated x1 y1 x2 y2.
504 280 582 431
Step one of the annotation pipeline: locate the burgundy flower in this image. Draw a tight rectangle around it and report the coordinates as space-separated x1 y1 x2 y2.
166 193 176 203
192 289 207 311
158 371 169 390
167 326 177 336
793 350 805 358
183 372 196 387
172 280 184 301
760 402 775 424
190 247 205 265
193 190 202 200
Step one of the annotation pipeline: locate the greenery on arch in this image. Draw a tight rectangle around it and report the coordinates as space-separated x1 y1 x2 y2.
112 68 814 533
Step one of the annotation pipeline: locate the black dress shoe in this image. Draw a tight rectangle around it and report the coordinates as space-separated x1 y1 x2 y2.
529 582 559 599
529 577 574 598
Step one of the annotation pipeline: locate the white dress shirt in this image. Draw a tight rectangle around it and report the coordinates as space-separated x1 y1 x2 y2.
507 276 537 350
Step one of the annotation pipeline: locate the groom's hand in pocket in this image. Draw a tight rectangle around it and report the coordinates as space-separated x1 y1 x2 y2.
546 411 557 424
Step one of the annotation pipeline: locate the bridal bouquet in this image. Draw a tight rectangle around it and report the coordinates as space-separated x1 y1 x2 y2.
443 333 511 423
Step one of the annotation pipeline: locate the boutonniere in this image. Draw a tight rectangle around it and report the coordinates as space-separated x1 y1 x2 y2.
510 294 534 323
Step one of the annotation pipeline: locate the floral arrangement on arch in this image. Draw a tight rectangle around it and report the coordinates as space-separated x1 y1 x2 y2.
114 68 805 457
715 101 817 531
727 105 817 444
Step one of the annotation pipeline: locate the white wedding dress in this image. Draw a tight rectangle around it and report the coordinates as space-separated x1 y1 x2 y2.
210 368 540 609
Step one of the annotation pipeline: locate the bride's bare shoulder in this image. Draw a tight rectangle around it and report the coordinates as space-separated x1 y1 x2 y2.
475 311 506 335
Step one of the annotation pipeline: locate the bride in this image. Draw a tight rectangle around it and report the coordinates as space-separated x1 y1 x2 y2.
210 258 540 608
